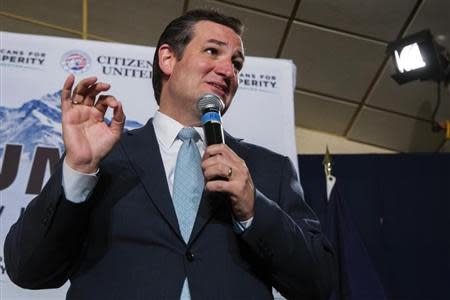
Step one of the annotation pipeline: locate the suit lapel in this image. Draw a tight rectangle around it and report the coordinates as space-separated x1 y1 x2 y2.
121 122 247 245
120 119 183 240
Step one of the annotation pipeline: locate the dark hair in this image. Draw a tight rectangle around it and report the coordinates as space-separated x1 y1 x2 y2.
152 9 243 104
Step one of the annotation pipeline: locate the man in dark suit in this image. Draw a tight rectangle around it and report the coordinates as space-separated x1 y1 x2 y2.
4 9 335 299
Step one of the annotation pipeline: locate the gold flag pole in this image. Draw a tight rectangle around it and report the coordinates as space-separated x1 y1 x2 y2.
322 146 336 202
322 146 333 177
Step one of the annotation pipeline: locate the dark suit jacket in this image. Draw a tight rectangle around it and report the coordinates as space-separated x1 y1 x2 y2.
5 119 335 299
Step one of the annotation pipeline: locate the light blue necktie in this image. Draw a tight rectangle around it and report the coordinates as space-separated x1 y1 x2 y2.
172 128 204 300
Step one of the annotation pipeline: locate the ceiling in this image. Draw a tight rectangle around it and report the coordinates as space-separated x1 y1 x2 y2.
1 0 449 152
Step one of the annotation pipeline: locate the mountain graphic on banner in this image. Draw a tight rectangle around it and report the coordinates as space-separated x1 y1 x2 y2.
0 91 143 159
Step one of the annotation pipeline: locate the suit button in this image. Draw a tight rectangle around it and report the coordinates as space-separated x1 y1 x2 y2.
186 250 195 262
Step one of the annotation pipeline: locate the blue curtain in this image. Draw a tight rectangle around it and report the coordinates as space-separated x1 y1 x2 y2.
298 153 450 300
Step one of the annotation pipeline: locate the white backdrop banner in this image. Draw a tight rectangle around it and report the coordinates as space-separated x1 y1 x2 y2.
0 31 297 299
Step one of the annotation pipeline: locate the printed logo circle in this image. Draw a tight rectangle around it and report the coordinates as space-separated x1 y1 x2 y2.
61 50 91 73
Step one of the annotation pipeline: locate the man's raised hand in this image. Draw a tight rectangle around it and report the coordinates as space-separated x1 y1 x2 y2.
61 74 125 173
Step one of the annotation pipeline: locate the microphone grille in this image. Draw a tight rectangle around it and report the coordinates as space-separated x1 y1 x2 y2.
197 93 225 113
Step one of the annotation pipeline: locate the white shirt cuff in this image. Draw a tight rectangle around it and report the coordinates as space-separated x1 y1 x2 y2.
232 216 254 234
62 158 99 203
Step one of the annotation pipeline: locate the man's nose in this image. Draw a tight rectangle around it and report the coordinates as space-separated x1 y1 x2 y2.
215 59 234 78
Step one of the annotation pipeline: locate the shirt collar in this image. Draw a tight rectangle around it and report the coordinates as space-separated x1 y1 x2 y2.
153 111 205 150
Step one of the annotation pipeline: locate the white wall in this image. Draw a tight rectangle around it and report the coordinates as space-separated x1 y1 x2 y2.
296 127 396 154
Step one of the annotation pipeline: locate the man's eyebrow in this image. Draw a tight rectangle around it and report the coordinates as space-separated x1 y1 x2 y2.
206 39 245 60
206 39 227 46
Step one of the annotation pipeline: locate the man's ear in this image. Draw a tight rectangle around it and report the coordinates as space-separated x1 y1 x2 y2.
158 44 176 76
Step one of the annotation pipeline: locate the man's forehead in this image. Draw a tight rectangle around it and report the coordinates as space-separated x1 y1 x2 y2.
192 21 243 46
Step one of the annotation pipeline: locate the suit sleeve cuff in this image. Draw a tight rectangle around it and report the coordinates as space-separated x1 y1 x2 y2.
62 158 99 203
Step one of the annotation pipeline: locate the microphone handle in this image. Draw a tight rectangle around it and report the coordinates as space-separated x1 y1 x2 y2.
201 109 224 146
204 121 224 145
201 110 227 181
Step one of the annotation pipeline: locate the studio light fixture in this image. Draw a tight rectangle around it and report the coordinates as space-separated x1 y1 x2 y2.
386 29 449 85
386 29 450 139
387 30 450 138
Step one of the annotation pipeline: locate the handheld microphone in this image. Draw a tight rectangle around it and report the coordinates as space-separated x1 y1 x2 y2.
197 93 225 146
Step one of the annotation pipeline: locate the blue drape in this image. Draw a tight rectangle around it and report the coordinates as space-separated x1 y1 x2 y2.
299 153 450 300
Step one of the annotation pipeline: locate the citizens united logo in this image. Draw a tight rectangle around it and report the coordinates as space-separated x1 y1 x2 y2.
61 50 91 73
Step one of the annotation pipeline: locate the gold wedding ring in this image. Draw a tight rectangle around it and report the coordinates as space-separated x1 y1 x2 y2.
71 95 84 104
227 167 233 179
